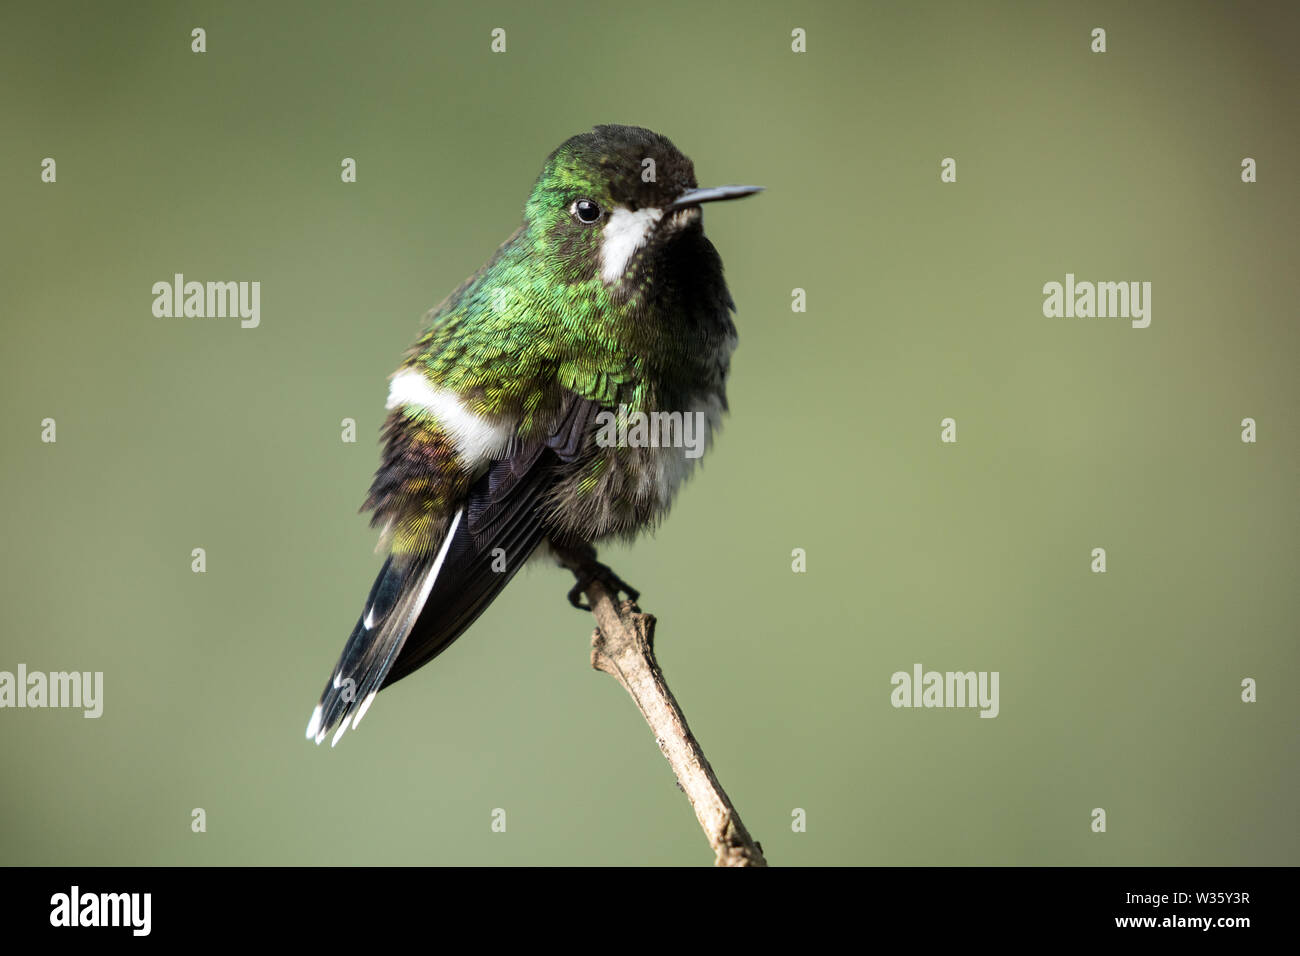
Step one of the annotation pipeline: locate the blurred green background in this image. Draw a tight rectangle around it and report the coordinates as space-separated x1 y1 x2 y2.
2 0 1296 866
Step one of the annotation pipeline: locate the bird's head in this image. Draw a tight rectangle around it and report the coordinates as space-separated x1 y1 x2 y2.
523 124 761 290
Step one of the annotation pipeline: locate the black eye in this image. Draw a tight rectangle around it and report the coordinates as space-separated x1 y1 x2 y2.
573 199 602 224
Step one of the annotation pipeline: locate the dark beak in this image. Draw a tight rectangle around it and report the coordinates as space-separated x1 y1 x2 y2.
666 184 764 211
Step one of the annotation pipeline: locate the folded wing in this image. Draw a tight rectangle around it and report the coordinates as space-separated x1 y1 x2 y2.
306 393 598 746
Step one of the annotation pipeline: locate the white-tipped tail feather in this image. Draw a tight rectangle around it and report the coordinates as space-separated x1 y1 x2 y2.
305 704 323 740
307 508 464 747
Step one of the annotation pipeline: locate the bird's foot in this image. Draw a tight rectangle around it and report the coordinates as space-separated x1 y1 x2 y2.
566 560 640 611
552 540 640 611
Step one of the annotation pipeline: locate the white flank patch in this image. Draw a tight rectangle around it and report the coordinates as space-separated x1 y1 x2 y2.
387 369 512 466
600 206 662 284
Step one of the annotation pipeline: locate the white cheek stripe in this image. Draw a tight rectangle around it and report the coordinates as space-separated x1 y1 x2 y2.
386 369 512 466
599 206 662 284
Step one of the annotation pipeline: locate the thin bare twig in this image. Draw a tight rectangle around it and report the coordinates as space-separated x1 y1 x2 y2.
556 549 767 867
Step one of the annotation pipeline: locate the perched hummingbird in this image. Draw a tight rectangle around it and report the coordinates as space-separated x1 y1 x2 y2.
306 124 761 746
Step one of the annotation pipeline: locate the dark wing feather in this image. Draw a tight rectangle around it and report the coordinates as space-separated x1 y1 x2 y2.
380 393 599 687
306 393 598 745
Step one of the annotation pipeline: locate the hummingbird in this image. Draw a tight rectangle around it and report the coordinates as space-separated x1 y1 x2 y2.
305 124 761 746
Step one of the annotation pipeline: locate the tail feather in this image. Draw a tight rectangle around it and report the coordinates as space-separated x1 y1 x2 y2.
306 509 463 746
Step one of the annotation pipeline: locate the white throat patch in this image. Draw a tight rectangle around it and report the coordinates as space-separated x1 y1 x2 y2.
599 206 662 284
